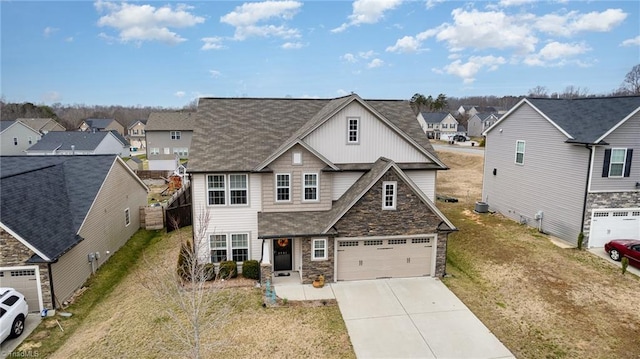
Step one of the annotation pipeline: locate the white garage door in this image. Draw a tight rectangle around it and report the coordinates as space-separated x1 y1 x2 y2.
0 266 42 313
336 237 433 281
589 209 640 248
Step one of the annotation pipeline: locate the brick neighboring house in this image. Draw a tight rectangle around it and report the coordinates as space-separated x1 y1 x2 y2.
0 155 148 312
482 96 640 247
145 112 195 171
188 94 456 285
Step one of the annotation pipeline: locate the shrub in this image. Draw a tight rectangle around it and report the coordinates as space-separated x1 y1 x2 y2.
176 240 194 281
218 260 237 279
202 263 216 281
577 232 584 250
242 260 260 280
621 257 629 275
478 137 486 147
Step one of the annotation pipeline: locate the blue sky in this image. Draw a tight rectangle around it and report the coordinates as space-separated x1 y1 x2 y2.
1 0 639 107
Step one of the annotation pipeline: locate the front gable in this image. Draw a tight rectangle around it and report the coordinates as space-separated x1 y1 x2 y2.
303 101 435 164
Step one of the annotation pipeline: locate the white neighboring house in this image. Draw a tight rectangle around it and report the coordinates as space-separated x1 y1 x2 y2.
1 121 42 155
416 112 458 140
188 94 457 285
25 130 130 157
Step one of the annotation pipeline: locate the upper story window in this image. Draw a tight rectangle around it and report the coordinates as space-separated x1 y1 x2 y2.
515 140 525 165
347 117 359 144
170 131 181 140
28 136 33 145
303 173 319 201
382 181 397 210
603 148 632 178
292 151 302 165
442 124 448 129
207 174 248 206
124 208 131 226
276 173 291 202
427 123 433 129
13 137 17 146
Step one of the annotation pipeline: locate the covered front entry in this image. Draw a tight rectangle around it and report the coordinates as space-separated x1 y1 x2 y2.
336 236 434 281
0 266 42 313
273 238 292 271
589 209 640 247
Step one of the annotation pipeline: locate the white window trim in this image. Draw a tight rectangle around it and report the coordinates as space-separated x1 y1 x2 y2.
303 173 319 202
275 173 291 202
347 117 360 144
150 147 160 155
229 174 249 206
292 151 302 165
608 148 626 178
209 234 228 263
312 238 327 260
207 174 227 206
207 174 249 206
170 131 181 140
382 181 397 210
209 232 250 263
515 140 525 165
124 208 131 227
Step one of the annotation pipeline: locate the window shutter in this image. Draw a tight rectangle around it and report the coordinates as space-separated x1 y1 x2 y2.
624 149 633 177
602 149 611 177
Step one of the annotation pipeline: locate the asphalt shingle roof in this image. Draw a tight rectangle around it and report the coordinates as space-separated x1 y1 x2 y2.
146 112 195 131
420 112 451 123
190 95 442 172
26 131 117 151
526 96 640 144
0 121 16 132
0 155 117 261
84 119 117 130
16 118 61 133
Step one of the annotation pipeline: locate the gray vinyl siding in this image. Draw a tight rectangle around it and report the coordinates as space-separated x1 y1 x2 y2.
146 130 193 159
590 112 640 192
1 123 41 155
482 104 589 244
51 160 147 303
262 145 332 212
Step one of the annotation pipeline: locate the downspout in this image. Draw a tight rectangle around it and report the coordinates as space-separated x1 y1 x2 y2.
580 144 594 242
48 262 56 310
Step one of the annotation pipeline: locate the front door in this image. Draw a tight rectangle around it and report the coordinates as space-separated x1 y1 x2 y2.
273 238 292 271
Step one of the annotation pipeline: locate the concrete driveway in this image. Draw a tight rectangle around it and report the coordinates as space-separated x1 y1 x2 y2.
332 277 514 359
0 313 41 359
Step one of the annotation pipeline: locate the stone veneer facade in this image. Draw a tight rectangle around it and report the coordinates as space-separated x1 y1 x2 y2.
301 237 335 284
0 228 52 309
583 191 640 245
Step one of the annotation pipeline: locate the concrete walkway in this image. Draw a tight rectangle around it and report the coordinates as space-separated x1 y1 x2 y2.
275 277 514 359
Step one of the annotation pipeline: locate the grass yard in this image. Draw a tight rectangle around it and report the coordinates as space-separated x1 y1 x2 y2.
15 226 353 359
436 150 640 359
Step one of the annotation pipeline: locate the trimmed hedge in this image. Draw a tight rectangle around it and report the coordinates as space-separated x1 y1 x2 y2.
218 260 238 279
242 260 260 280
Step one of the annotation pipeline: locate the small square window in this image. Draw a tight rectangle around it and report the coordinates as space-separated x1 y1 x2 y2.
292 152 302 165
312 238 327 260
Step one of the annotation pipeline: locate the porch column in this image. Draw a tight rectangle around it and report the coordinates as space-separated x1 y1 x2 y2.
262 240 271 264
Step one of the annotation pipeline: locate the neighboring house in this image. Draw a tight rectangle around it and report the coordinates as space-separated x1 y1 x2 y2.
145 112 195 171
79 118 125 136
188 94 457 285
457 105 497 118
0 155 148 312
482 96 640 248
127 119 147 152
16 118 66 133
25 130 130 157
0 120 42 155
456 125 467 137
417 112 458 140
468 113 501 137
125 156 143 171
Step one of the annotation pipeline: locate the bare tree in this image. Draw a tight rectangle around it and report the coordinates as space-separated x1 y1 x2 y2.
528 86 549 97
621 64 640 95
560 85 589 99
140 207 234 358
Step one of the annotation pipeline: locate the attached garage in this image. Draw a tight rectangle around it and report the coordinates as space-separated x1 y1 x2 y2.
0 266 42 313
589 209 640 248
336 236 434 281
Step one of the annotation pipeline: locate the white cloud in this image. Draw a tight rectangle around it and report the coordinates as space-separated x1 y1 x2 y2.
341 50 379 64
282 41 304 49
367 58 384 68
535 9 627 37
386 35 422 53
175 91 186 98
621 36 640 47
332 0 403 33
523 41 591 66
425 0 445 9
498 0 536 7
442 55 506 83
342 53 358 63
95 1 204 45
42 91 62 103
43 27 58 38
209 70 221 78
201 37 224 50
220 1 302 40
336 89 349 96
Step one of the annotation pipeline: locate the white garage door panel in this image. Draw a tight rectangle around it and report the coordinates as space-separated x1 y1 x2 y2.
0 267 41 312
337 238 432 281
590 210 640 248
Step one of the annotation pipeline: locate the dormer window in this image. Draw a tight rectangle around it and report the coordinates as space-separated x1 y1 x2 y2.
347 117 359 144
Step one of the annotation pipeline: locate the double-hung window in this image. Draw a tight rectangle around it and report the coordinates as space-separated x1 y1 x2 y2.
347 117 359 144
606 148 628 177
382 181 397 210
229 174 248 205
210 234 228 262
312 238 327 260
124 208 130 226
303 173 318 201
515 140 525 165
207 175 226 205
276 174 291 201
170 131 181 140
207 174 248 206
231 234 249 262
210 233 249 263
150 147 160 155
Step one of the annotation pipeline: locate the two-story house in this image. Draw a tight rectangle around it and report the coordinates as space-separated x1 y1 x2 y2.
26 130 130 157
416 112 458 140
468 113 500 137
188 94 456 285
16 118 66 133
79 118 125 136
1 121 42 155
145 112 194 171
127 120 147 152
482 96 640 248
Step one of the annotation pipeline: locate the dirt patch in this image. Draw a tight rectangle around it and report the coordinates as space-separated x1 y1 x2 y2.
436 148 640 359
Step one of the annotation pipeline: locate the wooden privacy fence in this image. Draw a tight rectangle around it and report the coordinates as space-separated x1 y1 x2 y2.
140 206 164 230
165 182 192 233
